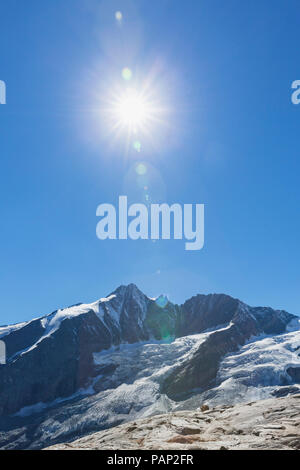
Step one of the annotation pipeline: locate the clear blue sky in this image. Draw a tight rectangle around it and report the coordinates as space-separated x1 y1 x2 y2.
1 0 300 324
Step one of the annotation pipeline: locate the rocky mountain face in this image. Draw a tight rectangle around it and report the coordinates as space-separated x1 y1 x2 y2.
0 284 299 449
162 301 295 399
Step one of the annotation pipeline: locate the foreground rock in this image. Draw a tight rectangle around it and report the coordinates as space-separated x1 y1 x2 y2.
46 395 300 450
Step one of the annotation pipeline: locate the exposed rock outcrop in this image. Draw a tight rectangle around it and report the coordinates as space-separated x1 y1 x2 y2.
45 394 300 450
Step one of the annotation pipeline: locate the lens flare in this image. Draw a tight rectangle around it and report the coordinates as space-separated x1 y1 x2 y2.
121 68 132 81
115 11 122 22
133 140 141 152
155 295 169 309
135 162 147 175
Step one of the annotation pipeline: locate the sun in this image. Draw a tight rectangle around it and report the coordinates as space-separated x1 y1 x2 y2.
99 72 169 152
116 89 149 127
112 88 155 132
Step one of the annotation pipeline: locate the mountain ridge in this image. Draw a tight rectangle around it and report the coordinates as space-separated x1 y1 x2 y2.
0 284 296 415
1 283 295 335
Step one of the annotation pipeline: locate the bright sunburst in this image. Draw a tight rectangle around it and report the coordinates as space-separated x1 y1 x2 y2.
114 88 152 130
109 87 159 137
97 68 170 153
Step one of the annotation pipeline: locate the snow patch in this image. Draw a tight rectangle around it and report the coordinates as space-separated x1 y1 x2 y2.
0 321 31 339
14 383 96 418
9 295 117 360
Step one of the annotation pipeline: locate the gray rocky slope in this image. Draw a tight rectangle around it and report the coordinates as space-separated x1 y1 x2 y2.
0 284 299 449
46 394 300 450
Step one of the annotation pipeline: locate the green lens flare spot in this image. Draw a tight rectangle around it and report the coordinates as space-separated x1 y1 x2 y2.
135 163 147 175
155 295 169 309
122 67 132 81
133 140 141 152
